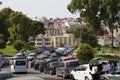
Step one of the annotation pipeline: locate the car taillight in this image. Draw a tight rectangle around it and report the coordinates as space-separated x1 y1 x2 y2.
64 68 69 73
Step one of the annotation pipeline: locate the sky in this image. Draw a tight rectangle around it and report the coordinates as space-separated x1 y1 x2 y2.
0 0 79 19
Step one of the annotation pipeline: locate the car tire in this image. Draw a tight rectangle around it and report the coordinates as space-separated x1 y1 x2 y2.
71 74 75 80
85 77 89 80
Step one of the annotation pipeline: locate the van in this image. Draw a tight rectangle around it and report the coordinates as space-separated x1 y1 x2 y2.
10 58 28 73
56 59 79 79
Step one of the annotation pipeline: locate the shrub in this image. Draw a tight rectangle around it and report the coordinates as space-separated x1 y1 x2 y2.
13 40 24 52
77 43 95 64
0 40 6 49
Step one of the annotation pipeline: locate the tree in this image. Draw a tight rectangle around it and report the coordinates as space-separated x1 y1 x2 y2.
30 20 45 41
68 0 120 48
8 11 32 42
13 40 24 52
0 8 14 42
0 40 6 49
74 26 98 47
77 43 95 64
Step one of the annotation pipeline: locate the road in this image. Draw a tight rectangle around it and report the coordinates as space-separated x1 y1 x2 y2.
2 62 71 80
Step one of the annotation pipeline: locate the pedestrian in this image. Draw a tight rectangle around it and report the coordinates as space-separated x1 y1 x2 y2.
102 62 110 74
90 63 100 80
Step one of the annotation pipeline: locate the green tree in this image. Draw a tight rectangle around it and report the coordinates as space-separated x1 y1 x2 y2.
77 43 95 64
73 27 81 44
8 11 32 42
13 40 24 52
74 26 98 47
68 0 120 48
0 40 6 49
0 8 14 42
30 20 45 41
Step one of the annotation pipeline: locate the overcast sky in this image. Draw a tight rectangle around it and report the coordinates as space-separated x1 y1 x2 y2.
0 0 79 19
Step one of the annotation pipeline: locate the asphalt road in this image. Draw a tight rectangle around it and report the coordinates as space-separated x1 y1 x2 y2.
2 63 71 80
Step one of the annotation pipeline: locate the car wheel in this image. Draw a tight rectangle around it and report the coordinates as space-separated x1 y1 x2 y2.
71 74 75 80
85 77 89 80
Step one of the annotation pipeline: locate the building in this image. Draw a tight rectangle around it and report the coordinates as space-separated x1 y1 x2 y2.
29 34 52 47
52 34 77 48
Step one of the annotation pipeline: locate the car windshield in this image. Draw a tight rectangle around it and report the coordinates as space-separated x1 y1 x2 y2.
16 61 26 66
66 61 79 67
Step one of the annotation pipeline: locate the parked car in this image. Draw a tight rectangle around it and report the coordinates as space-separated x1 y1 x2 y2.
34 58 45 70
44 61 59 75
27 52 36 61
55 47 68 56
3 57 10 66
10 58 28 73
12 53 24 59
40 51 50 58
50 53 58 58
39 61 47 73
42 46 55 53
100 69 120 80
56 59 80 79
0 54 6 68
65 46 75 54
70 64 93 80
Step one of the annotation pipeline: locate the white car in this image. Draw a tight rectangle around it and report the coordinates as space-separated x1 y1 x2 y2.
70 64 93 80
100 69 120 80
27 52 36 61
10 59 28 73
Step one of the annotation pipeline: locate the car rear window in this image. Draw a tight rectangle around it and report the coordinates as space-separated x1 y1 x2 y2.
16 61 26 66
66 61 79 67
51 62 59 67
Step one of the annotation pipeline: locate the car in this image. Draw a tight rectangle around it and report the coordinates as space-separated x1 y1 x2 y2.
56 59 80 79
40 51 50 58
33 58 45 70
50 53 58 58
55 47 68 56
100 69 120 80
44 61 59 75
70 64 93 80
10 58 28 73
39 61 47 73
27 52 36 61
12 53 24 59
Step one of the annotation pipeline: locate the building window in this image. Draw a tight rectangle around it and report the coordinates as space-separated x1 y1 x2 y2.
36 39 42 41
37 43 42 45
45 38 50 41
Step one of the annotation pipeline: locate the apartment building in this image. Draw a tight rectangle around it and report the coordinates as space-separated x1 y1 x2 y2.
52 34 77 48
33 34 52 47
